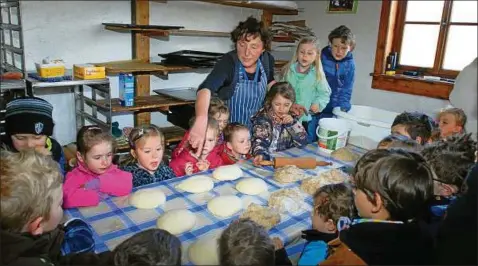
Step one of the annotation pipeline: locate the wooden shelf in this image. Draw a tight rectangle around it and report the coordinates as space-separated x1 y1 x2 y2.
275 60 288 69
169 29 230 38
96 94 193 113
92 59 193 75
197 0 298 15
104 23 230 38
272 36 296 43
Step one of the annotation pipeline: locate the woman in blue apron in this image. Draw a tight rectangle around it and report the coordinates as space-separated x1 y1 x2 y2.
188 16 276 155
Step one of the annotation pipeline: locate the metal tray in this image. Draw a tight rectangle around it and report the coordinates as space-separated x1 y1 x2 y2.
158 50 224 60
153 87 197 102
102 23 184 30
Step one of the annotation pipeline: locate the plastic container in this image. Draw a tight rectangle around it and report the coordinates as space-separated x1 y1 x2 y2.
333 105 399 150
73 64 105 80
35 62 65 78
315 118 351 154
119 73 134 107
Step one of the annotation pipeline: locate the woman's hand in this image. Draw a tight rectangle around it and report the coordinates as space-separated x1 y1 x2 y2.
281 115 294 125
188 116 208 157
290 103 307 117
310 104 320 113
253 155 264 166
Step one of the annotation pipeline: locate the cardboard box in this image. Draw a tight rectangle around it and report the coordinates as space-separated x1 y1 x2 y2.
119 73 134 107
35 62 65 78
74 64 106 80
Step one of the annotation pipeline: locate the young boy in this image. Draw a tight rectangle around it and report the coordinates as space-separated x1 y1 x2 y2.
437 107 466 139
321 149 435 265
320 25 355 116
391 111 436 144
377 134 423 151
220 122 252 165
0 150 96 266
219 219 275 266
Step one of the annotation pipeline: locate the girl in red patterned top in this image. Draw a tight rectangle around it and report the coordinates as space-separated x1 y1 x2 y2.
220 122 252 165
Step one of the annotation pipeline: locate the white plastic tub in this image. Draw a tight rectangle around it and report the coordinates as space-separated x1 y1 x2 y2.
333 105 399 150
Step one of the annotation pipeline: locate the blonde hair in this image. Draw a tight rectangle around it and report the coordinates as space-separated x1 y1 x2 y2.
438 107 467 128
281 36 326 82
0 150 62 232
120 125 165 166
77 125 115 155
209 97 229 117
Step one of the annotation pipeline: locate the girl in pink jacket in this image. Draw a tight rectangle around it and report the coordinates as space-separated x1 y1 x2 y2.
63 126 133 208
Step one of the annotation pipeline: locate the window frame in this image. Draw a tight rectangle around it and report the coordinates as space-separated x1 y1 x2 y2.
371 0 476 100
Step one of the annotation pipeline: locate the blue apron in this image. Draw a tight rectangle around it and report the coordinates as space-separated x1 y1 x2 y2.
227 59 268 129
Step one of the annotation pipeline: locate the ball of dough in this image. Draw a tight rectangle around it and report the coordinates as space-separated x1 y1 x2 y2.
236 178 268 195
176 175 214 193
156 209 196 235
268 188 303 213
207 195 243 218
212 165 243 181
188 235 220 265
274 165 310 183
240 203 280 230
129 188 166 209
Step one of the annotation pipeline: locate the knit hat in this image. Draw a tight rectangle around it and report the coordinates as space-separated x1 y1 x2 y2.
5 96 54 136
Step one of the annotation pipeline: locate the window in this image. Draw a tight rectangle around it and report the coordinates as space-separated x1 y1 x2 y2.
372 0 477 99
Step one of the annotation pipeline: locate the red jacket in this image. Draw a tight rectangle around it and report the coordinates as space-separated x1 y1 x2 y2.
169 145 224 177
219 143 252 165
172 130 224 160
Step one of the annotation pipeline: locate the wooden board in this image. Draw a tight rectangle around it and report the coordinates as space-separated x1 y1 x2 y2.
92 60 192 75
96 95 193 113
169 29 230 38
197 0 298 15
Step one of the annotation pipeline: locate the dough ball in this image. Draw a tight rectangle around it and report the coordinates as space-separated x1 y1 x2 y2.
176 175 214 193
300 177 323 195
268 188 303 213
240 203 280 230
236 178 268 195
274 165 311 183
331 147 360 162
129 188 166 209
212 165 243 181
319 169 348 185
207 195 243 218
188 235 220 265
156 209 196 235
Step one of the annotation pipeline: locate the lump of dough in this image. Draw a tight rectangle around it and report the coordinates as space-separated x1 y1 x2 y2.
188 234 220 265
240 203 280 230
207 195 243 218
129 188 166 209
156 209 196 235
273 165 311 183
331 147 360 162
268 188 303 213
319 169 348 185
176 175 214 193
212 165 243 181
236 178 268 195
300 177 323 195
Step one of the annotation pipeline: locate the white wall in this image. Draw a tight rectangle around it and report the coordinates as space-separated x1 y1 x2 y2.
295 1 450 115
21 1 259 145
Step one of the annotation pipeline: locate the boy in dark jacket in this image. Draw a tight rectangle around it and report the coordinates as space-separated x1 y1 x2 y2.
321 149 435 265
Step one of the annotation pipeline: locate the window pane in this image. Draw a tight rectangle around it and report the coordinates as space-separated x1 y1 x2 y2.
442 26 478 71
405 1 444 22
400 24 440 68
450 1 478 23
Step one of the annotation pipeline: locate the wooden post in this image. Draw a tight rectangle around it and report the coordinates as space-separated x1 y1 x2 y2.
261 10 273 51
132 0 151 126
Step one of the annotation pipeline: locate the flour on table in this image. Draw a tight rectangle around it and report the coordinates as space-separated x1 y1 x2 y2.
212 165 243 181
240 203 280 230
175 175 214 193
273 165 311 183
268 188 305 213
188 234 220 265
129 188 166 209
156 209 196 235
319 169 349 185
207 195 243 218
236 178 268 195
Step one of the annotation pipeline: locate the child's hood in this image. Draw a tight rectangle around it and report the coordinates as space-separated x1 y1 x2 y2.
289 61 316 74
321 46 354 63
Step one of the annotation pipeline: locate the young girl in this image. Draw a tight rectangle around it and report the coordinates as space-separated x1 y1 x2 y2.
172 97 230 159
120 125 176 188
220 122 252 165
282 36 332 143
63 125 133 208
169 116 223 176
437 107 466 139
3 96 66 175
251 82 308 166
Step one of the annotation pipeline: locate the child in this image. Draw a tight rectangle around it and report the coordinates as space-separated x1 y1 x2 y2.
219 218 275 266
120 125 175 187
0 150 98 265
220 122 252 165
113 228 181 266
2 96 66 175
421 134 476 232
320 25 355 116
172 97 230 159
251 82 308 165
275 183 355 265
321 149 435 265
437 107 466 139
63 125 132 208
169 116 223 176
391 111 436 144
377 134 422 151
281 36 332 142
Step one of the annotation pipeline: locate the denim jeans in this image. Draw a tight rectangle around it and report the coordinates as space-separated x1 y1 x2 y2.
304 112 335 143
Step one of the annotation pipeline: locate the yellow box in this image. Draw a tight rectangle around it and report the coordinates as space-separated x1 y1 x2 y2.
35 63 65 78
74 64 106 80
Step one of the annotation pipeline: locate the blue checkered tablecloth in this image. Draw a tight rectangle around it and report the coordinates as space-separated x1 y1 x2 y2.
65 143 366 265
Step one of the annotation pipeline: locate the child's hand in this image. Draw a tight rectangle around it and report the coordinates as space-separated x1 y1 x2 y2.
290 104 307 117
185 162 194 175
253 155 264 166
83 178 101 190
281 115 294 125
272 237 284 250
196 160 210 171
310 104 320 113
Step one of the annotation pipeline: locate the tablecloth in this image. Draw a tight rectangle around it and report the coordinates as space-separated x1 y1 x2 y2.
65 143 366 265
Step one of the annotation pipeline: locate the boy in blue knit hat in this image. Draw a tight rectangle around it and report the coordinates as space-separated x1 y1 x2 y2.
2 96 66 175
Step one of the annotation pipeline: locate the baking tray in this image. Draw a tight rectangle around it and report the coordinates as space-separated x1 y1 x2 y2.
102 23 184 30
158 50 224 60
153 87 198 102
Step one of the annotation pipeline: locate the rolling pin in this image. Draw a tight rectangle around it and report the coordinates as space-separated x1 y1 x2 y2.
259 157 332 169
